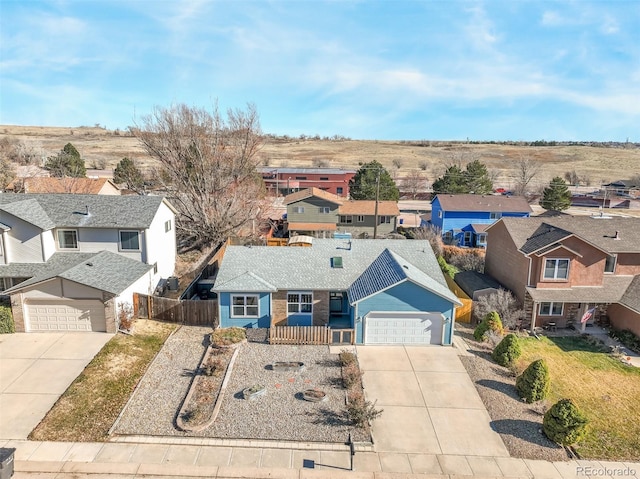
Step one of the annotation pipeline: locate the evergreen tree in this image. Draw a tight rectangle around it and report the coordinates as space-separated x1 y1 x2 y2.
349 160 399 201
45 142 86 178
432 160 493 194
540 177 571 211
114 157 145 193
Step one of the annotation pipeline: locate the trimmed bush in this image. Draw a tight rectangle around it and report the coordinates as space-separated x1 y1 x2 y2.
492 334 522 367
473 311 504 341
516 359 550 403
543 398 589 445
0 305 14 334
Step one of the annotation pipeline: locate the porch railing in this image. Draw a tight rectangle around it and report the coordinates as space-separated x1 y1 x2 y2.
269 326 355 345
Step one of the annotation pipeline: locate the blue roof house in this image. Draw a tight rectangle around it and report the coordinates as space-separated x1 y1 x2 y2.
212 239 461 345
430 194 532 248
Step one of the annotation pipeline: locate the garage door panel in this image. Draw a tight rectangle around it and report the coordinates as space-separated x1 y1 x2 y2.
26 300 106 332
364 312 443 345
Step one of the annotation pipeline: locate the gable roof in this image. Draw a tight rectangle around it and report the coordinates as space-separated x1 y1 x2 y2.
284 188 344 205
213 239 460 305
434 194 532 213
7 177 120 194
2 251 152 295
490 216 640 254
0 193 172 230
619 275 640 313
339 200 400 216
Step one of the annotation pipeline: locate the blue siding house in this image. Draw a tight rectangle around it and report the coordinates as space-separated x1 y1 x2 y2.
212 239 461 345
430 194 532 247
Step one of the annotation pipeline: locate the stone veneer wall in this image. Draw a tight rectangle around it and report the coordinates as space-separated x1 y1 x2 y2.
10 293 25 332
313 291 329 326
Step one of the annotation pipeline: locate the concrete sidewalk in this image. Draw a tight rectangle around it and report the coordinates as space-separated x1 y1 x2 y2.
3 438 639 479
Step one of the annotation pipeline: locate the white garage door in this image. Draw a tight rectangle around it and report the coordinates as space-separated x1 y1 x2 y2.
26 300 107 332
364 312 444 345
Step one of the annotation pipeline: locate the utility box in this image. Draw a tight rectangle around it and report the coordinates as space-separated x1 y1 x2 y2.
167 276 179 291
197 279 217 300
0 448 15 479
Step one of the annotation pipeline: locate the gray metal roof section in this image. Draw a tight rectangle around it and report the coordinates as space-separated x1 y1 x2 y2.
0 193 167 229
347 249 406 303
3 251 152 295
526 275 635 304
619 275 640 313
213 271 277 292
213 239 459 305
0 198 56 230
454 271 501 297
494 216 640 254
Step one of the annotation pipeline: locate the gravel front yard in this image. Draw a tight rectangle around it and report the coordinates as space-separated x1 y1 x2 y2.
456 326 568 461
113 326 368 443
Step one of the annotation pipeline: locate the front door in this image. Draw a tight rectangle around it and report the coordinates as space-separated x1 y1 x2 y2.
330 292 344 314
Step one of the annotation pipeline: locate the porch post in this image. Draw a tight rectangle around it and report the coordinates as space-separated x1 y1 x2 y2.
531 302 538 333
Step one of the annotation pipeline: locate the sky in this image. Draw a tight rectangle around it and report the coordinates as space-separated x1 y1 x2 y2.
0 1 638 141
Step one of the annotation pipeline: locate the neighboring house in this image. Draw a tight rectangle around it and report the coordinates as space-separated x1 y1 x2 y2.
0 193 177 333
284 188 400 238
259 167 356 197
430 194 532 247
6 177 120 195
603 179 640 198
212 239 461 345
484 216 640 336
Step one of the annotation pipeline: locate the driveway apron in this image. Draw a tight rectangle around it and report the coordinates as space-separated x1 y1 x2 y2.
0 332 112 439
357 345 509 457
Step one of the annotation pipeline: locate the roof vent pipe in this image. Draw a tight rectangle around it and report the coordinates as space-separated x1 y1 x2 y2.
85 205 89 215
614 231 620 240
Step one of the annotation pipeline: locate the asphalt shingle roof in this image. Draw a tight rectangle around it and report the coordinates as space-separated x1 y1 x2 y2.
454 271 502 297
526 275 635 304
434 194 532 213
0 193 168 230
213 239 460 305
3 251 152 295
619 275 640 313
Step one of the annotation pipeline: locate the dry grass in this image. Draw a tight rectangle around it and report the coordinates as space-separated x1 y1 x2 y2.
517 335 640 460
29 320 176 442
1 125 637 186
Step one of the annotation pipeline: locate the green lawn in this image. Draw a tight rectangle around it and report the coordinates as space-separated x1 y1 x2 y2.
29 320 176 442
517 335 640 460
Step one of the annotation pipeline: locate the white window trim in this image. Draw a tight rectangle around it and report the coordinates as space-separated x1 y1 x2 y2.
165 220 172 232
490 212 502 220
604 254 617 274
319 206 330 214
543 258 570 280
292 206 305 214
287 291 313 315
438 210 443 218
477 233 487 243
539 302 564 316
340 215 353 224
379 215 391 224
231 294 260 318
57 229 78 250
119 230 141 252
356 215 365 223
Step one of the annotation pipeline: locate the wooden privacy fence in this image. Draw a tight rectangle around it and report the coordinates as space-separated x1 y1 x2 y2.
134 293 218 327
445 275 473 324
269 326 355 345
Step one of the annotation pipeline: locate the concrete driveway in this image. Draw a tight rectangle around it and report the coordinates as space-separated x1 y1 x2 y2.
357 345 509 457
0 332 112 439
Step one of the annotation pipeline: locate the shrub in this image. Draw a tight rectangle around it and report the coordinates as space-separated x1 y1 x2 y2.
0 305 14 334
473 311 504 341
543 399 588 445
346 389 383 428
492 334 522 367
339 350 357 367
437 256 458 279
211 327 246 346
609 329 640 354
516 359 550 403
342 362 363 388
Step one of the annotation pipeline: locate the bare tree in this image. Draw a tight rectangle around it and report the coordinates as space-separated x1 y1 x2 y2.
410 225 443 258
473 289 527 330
401 169 426 199
134 103 265 251
0 157 16 190
512 157 541 196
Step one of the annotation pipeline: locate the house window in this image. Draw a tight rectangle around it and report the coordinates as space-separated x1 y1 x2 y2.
119 231 140 251
539 302 563 316
336 187 343 195
295 176 307 180
340 215 353 224
604 254 617 274
320 177 329 180
490 212 502 220
57 229 78 249
443 231 453 242
164 220 172 232
477 233 487 244
232 295 259 317
543 258 569 280
463 231 472 245
287 292 313 314
356 215 365 223
319 207 330 214
438 210 443 218
292 206 304 214
379 216 391 224
0 278 7 291
153 262 158 274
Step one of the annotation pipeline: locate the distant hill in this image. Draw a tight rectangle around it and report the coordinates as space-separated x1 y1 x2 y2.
1 124 638 191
